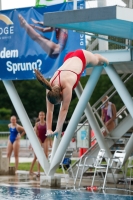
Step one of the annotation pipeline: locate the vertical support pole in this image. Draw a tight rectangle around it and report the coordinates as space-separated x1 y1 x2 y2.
104 65 133 118
48 66 103 175
3 80 50 174
98 0 108 50
73 0 77 10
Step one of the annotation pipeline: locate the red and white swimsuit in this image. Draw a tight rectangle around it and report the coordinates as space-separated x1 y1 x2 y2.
51 49 86 89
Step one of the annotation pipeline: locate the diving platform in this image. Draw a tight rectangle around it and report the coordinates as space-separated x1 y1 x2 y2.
44 5 133 75
44 5 133 40
42 5 133 176
86 49 133 75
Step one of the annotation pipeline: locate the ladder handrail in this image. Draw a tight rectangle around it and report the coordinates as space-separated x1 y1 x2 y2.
76 73 133 135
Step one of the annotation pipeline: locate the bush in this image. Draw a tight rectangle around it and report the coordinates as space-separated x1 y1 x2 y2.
0 124 9 131
0 108 12 119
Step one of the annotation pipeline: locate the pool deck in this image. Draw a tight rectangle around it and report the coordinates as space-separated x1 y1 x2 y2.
0 154 132 195
0 169 132 195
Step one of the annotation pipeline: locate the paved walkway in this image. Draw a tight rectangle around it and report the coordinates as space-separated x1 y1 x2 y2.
10 157 34 163
10 156 79 163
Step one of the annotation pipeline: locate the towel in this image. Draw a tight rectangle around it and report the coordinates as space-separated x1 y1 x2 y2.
107 102 112 118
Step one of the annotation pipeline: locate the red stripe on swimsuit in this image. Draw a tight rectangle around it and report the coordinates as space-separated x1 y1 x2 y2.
37 122 47 143
51 49 86 89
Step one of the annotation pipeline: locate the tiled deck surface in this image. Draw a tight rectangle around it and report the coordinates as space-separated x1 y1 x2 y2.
0 170 132 196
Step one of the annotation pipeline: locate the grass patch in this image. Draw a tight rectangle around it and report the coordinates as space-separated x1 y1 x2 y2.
10 160 77 174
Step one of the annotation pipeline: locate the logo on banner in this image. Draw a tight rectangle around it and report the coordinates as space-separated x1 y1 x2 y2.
0 14 13 25
0 14 14 38
36 0 66 6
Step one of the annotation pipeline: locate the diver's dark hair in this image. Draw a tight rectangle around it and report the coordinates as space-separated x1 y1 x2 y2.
34 69 62 105
34 69 52 91
47 86 62 105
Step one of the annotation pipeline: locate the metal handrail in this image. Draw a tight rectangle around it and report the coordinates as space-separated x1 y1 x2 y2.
76 73 133 135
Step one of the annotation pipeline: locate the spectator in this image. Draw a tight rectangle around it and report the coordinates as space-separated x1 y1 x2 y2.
7 116 25 171
101 96 116 136
29 111 48 177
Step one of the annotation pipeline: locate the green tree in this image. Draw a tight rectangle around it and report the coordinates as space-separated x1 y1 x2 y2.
0 107 12 119
0 71 133 129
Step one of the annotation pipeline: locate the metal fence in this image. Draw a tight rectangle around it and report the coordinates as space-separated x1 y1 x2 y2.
0 132 33 158
0 132 30 147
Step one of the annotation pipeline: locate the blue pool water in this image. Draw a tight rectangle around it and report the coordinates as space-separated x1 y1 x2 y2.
0 186 133 200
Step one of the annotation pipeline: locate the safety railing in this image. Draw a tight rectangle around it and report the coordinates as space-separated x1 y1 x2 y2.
74 73 133 151
0 132 32 157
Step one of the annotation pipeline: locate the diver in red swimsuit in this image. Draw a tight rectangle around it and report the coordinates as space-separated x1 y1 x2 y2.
35 49 109 137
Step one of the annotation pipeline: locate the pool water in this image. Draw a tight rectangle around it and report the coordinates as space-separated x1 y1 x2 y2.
0 186 133 200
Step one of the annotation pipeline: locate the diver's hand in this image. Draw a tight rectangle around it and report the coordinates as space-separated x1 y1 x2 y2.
16 133 21 140
45 130 53 136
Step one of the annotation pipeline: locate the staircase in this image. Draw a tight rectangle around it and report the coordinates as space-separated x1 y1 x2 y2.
67 73 133 178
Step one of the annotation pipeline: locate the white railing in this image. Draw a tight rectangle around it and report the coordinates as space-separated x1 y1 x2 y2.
0 132 30 148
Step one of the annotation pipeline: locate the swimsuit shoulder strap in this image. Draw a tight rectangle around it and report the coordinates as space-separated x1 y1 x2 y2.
59 69 78 75
51 70 62 88
15 124 19 132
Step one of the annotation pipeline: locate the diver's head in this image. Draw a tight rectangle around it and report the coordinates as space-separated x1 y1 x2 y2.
47 85 63 105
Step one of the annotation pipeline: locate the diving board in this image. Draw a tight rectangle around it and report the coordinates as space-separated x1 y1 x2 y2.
44 5 133 40
86 49 133 74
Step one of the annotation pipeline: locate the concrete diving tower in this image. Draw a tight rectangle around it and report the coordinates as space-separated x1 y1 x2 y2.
43 5 133 176
44 5 133 40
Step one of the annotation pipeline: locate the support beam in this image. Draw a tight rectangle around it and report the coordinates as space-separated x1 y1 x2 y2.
104 65 133 119
110 114 133 138
124 133 133 161
3 80 50 174
49 130 62 163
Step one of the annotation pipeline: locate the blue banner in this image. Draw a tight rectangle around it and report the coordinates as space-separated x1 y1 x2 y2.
0 1 85 80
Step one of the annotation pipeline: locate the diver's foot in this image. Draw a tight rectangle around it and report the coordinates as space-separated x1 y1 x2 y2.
36 173 40 177
103 63 107 67
29 171 36 176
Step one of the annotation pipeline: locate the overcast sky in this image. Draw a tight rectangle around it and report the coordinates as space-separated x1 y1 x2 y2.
1 0 36 10
0 0 126 10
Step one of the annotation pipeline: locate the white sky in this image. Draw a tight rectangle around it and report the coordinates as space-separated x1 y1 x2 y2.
86 0 126 8
1 0 126 10
1 0 36 10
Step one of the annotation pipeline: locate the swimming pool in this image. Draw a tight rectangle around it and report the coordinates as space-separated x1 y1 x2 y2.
0 186 133 200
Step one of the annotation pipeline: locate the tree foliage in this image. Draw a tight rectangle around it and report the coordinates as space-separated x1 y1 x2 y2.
0 72 133 130
0 107 12 119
